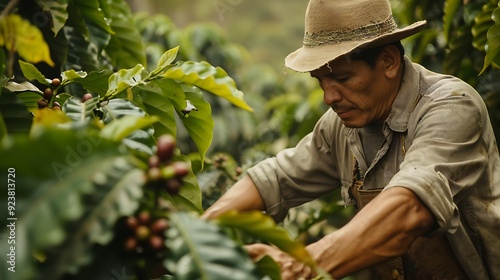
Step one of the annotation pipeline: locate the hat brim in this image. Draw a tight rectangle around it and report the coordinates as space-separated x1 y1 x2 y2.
285 20 427 72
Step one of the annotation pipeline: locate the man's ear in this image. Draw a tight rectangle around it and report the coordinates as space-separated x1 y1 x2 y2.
380 45 401 79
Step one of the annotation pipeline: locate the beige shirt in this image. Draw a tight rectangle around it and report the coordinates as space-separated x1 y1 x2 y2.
247 57 500 279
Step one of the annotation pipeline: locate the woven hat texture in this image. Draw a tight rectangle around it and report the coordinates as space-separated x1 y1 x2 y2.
285 0 426 72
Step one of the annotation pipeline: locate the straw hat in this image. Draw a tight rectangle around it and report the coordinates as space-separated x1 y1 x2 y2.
285 0 427 72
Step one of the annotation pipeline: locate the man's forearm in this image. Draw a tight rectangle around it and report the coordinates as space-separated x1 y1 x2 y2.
202 175 266 219
307 187 436 278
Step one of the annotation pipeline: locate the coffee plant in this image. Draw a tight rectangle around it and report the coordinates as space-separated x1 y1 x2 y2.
0 0 325 279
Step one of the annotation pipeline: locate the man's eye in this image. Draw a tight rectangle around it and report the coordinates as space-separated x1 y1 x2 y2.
336 76 349 82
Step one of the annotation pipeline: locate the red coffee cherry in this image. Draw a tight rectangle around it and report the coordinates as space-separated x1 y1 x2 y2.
151 218 169 234
43 88 53 100
51 78 61 88
164 178 181 195
149 235 165 251
137 211 151 225
82 93 93 103
37 98 48 108
156 135 176 163
148 155 161 168
124 237 138 252
171 161 189 178
125 216 139 230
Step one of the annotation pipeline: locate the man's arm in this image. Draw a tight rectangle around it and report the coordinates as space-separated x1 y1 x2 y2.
307 186 436 278
202 175 265 219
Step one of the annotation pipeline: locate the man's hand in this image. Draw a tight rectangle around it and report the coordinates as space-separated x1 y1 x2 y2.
245 243 314 280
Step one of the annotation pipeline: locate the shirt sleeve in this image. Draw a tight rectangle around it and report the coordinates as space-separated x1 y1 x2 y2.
385 91 489 235
247 109 345 222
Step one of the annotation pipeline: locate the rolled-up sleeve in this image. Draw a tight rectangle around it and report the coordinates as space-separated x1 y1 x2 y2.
247 110 346 222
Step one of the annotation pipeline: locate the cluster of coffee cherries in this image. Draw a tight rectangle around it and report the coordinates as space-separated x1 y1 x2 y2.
123 211 169 253
146 134 190 195
37 78 62 109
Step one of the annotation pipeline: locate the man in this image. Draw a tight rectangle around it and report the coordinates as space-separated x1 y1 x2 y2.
203 0 500 279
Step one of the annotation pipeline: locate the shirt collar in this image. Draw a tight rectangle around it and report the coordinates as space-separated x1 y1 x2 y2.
385 56 422 132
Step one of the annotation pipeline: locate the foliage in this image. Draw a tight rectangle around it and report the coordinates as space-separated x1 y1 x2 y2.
392 0 500 140
0 1 321 280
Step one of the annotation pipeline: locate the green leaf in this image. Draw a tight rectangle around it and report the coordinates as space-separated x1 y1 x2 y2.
101 99 156 154
166 212 260 280
37 0 69 36
62 96 100 122
100 115 158 141
179 85 214 164
149 46 180 77
443 0 461 43
481 5 500 74
162 157 203 214
0 127 145 280
216 210 316 268
133 84 177 137
62 69 112 96
17 91 43 112
104 0 146 68
0 90 33 133
18 60 50 86
70 0 113 55
63 26 103 72
105 64 145 98
255 256 281 280
4 80 42 93
0 46 5 76
0 112 6 140
0 15 55 66
151 78 187 113
164 61 253 112
72 0 114 34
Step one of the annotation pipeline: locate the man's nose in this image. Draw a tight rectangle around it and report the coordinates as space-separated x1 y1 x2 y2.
323 86 342 106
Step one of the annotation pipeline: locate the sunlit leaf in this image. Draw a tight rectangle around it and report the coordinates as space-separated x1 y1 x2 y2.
0 14 54 66
179 85 213 164
18 61 50 86
216 210 316 268
132 84 177 137
62 69 112 95
4 80 42 93
164 61 253 112
443 0 461 43
32 108 71 126
100 115 158 141
149 46 179 77
481 5 500 74
106 64 145 98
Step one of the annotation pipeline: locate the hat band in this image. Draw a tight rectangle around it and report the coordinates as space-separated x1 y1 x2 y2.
303 16 398 47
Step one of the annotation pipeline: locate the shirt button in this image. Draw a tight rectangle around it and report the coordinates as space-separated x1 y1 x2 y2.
392 270 399 279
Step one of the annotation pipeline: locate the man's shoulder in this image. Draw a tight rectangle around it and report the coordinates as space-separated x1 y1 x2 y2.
411 62 482 103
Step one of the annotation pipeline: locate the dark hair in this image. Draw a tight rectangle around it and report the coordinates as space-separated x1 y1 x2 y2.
348 41 405 68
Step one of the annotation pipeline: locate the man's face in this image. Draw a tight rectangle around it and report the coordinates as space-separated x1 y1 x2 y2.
310 54 398 128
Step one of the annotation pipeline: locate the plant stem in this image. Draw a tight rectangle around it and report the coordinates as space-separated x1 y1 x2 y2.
0 0 20 18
